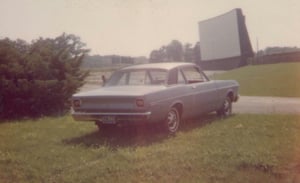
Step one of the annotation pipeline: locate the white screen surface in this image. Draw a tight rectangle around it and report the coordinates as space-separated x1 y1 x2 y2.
199 9 241 61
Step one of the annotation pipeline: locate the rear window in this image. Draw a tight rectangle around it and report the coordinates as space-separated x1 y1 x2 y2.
106 69 167 86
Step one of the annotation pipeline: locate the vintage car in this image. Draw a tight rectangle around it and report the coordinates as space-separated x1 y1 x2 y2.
71 62 239 134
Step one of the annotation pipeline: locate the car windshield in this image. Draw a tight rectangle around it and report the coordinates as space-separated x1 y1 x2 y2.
106 69 167 86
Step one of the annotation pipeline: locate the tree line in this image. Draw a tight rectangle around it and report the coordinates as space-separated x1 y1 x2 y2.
149 41 300 63
0 33 89 119
257 46 300 56
149 40 201 63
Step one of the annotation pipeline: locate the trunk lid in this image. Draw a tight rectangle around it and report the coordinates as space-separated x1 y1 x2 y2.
72 85 165 112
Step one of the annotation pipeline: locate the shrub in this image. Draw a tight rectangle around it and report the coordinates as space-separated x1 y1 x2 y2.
0 33 89 119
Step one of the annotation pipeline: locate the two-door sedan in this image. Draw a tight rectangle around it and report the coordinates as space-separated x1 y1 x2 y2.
71 62 239 134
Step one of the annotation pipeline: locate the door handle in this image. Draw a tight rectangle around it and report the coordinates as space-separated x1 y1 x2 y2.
191 85 196 89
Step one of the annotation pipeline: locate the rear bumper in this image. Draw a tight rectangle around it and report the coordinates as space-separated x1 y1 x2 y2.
71 110 152 124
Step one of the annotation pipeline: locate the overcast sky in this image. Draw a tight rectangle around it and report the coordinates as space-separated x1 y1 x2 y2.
1 0 299 57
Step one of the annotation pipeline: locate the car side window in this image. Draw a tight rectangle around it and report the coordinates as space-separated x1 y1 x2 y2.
181 66 207 84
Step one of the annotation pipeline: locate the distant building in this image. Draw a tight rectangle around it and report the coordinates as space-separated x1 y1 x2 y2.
82 55 148 69
134 56 148 64
198 8 254 70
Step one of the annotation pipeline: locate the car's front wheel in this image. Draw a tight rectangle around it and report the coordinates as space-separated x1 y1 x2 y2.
163 107 180 134
217 96 232 117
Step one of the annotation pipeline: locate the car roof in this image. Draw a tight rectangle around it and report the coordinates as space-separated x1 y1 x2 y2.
120 62 199 71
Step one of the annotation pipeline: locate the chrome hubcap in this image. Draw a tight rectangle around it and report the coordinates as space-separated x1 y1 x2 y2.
167 109 178 132
223 99 231 115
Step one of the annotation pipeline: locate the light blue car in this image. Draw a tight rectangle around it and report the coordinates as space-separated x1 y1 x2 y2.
71 62 239 134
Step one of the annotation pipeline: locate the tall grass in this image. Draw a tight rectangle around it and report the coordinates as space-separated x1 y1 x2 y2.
0 114 300 182
214 62 300 97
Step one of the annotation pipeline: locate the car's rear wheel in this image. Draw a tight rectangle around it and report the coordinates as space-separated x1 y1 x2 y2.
217 96 232 117
163 107 180 134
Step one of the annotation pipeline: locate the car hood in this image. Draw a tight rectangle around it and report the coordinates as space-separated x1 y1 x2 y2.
73 85 166 98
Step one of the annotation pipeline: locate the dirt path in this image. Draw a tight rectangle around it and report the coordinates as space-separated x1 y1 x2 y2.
234 96 300 114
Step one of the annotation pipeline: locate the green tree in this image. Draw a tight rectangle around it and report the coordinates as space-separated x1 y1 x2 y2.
149 40 184 62
166 40 183 61
149 46 167 62
183 43 194 62
193 42 201 62
0 33 89 119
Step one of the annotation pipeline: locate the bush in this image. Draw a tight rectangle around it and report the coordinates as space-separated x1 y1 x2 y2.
0 33 89 119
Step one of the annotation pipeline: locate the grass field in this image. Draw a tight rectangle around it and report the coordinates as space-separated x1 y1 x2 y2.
1 62 300 182
214 62 300 97
1 114 300 183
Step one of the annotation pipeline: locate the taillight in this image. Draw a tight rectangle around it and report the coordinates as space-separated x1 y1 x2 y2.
136 99 144 107
73 99 81 108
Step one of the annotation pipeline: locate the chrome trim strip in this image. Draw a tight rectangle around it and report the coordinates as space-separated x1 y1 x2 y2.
72 111 151 116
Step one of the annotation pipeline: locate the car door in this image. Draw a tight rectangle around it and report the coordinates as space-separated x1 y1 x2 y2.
180 66 219 117
166 68 194 119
